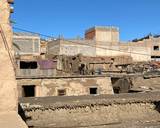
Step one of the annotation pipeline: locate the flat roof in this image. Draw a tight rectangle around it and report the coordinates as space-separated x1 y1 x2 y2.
85 26 119 33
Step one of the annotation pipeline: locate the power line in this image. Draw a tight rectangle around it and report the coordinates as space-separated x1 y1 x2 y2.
13 27 54 39
61 39 151 57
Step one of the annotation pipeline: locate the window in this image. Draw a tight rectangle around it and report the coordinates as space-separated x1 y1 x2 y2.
22 85 35 97
89 87 97 94
151 56 160 61
58 89 66 96
153 46 159 51
20 61 38 69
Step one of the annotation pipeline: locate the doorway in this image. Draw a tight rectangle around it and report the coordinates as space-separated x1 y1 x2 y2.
22 85 35 97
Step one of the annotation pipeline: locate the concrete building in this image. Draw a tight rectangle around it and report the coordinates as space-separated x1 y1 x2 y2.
130 35 160 61
13 32 41 56
47 39 96 56
47 26 151 62
85 26 119 43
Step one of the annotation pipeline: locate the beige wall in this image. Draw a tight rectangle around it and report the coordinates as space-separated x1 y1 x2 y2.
96 45 151 62
0 0 17 112
17 77 114 97
129 37 160 57
0 1 28 127
95 29 119 43
85 27 119 43
47 40 60 55
48 39 151 62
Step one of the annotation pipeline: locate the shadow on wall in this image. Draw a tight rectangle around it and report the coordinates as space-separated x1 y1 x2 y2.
111 78 133 94
18 104 30 122
154 101 160 113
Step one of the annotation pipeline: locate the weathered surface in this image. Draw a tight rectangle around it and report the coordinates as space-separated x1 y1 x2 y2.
0 0 27 127
19 92 160 128
47 39 151 62
132 76 160 91
0 0 17 112
0 111 28 128
17 76 114 97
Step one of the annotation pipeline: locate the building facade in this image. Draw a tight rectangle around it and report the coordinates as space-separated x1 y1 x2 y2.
47 26 151 62
17 76 114 97
13 26 160 98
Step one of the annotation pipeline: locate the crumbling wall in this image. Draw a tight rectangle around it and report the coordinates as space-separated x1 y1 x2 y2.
17 76 114 97
0 0 28 127
23 103 160 128
132 76 160 90
57 55 133 75
19 92 160 128
0 0 17 112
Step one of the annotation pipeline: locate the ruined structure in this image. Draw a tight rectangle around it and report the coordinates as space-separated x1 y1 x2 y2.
17 76 113 97
0 0 27 127
19 92 160 128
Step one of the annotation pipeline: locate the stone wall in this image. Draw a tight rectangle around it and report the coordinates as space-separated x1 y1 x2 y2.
0 0 17 112
17 76 114 97
132 76 160 90
0 0 27 127
19 92 160 128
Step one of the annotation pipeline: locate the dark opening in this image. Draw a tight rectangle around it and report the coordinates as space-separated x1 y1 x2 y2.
112 78 132 94
111 78 120 85
79 64 85 75
113 87 120 94
72 57 76 60
153 46 159 51
90 87 97 94
151 56 160 61
58 89 66 96
20 61 38 69
22 85 35 97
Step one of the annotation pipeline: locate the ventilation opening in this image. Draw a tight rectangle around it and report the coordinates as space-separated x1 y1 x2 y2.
22 85 35 97
153 46 159 51
58 89 66 96
20 61 38 69
89 87 97 94
151 56 160 61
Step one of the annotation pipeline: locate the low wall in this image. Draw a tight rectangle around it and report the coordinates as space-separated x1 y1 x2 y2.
19 92 160 128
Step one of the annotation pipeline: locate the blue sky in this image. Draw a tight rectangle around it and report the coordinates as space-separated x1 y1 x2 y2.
12 0 160 41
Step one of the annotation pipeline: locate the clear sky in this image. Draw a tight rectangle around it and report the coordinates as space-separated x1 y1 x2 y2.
12 0 160 41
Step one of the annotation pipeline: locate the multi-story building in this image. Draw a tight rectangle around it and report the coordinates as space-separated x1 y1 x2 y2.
47 26 151 62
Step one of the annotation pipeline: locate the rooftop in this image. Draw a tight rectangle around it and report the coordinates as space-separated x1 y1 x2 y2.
85 26 119 33
13 32 40 37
